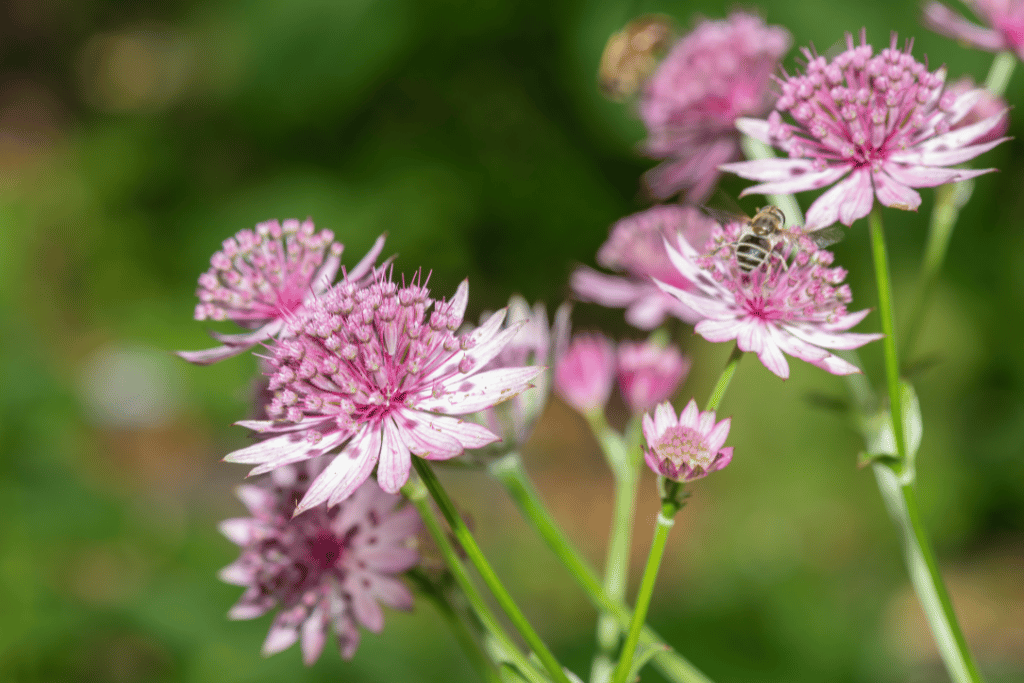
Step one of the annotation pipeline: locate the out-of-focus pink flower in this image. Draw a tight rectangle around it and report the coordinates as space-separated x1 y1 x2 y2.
470 296 571 452
643 399 732 482
223 271 544 512
219 464 420 664
555 334 616 415
924 0 1024 61
944 75 1010 142
178 219 385 364
720 31 1010 230
617 340 690 413
639 12 791 202
655 219 882 380
571 205 716 329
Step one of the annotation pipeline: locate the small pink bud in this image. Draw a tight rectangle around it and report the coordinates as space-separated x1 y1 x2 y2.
617 341 690 413
555 334 616 415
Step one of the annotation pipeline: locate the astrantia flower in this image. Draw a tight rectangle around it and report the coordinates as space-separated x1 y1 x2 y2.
924 0 1024 61
571 205 715 329
720 31 1010 230
469 295 571 454
219 464 420 664
224 271 544 512
655 220 883 379
617 340 690 413
945 75 1010 142
554 334 616 415
178 219 385 364
643 399 732 482
639 12 791 202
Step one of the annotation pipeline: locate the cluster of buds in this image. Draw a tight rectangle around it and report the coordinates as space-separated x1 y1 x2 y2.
555 334 689 416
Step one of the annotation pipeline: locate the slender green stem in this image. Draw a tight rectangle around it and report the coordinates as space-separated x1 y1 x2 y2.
609 502 678 683
705 344 744 412
588 419 641 683
867 206 908 465
902 180 974 360
402 478 546 683
984 50 1016 96
406 568 501 683
488 452 714 683
872 466 985 683
412 458 572 683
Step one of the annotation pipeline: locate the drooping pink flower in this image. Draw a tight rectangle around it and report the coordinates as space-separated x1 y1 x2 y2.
469 295 571 453
224 271 544 512
178 219 385 365
720 31 1010 230
571 205 716 329
219 463 420 664
617 340 690 413
643 399 732 482
554 334 616 415
639 12 791 202
924 0 1024 61
655 219 882 380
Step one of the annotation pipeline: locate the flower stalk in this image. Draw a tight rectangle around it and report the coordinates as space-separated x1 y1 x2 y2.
609 488 684 683
411 458 572 683
402 477 547 683
488 452 714 683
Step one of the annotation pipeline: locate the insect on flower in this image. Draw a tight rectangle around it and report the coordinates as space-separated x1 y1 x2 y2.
701 203 845 274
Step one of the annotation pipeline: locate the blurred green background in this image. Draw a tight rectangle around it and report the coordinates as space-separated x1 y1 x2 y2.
1 0 1022 681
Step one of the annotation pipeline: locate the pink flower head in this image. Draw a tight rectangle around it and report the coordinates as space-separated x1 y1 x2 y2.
617 340 690 413
223 270 544 512
639 12 791 202
554 333 616 415
178 219 386 365
470 295 571 452
924 0 1024 61
643 399 732 482
720 31 1010 230
571 205 716 329
655 220 883 380
219 464 421 664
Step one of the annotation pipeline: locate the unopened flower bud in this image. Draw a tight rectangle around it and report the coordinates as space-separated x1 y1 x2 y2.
617 340 690 413
555 334 616 415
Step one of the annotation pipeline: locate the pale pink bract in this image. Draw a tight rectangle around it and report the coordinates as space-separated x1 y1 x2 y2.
219 464 420 664
224 271 544 512
571 205 716 329
924 0 1024 61
643 399 732 482
720 31 1010 230
639 12 791 202
178 219 385 365
655 220 882 380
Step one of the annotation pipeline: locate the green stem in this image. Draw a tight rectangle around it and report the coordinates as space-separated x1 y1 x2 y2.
406 568 501 683
609 500 679 683
412 458 572 683
402 478 546 683
872 466 985 683
867 206 908 465
984 50 1016 96
488 452 714 683
588 419 641 683
705 344 744 412
902 180 974 361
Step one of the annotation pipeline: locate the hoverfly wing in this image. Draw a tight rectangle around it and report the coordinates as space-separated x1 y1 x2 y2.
805 225 845 249
700 189 751 227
